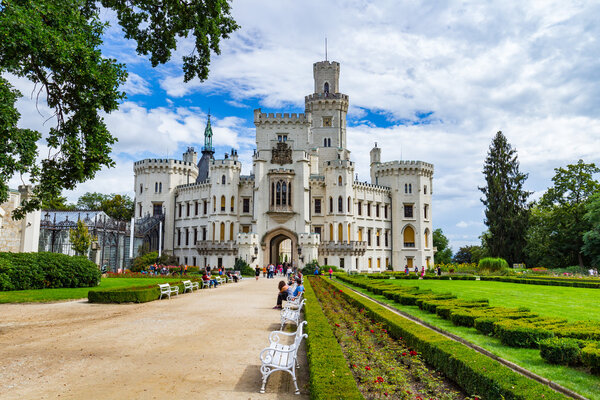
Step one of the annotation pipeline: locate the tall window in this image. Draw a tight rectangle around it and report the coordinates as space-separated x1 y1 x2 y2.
230 196 235 212
213 196 216 212
243 198 250 213
194 228 198 244
186 202 190 217
203 200 207 215
338 196 343 213
314 226 322 240
358 228 363 242
139 184 143 193
202 227 207 241
338 175 342 185
219 222 225 241
347 224 351 243
178 203 182 218
155 182 158 193
177 229 181 246
404 204 413 218
329 224 334 241
376 230 380 247
153 204 162 216
324 82 329 93
220 196 226 212
424 229 429 248
367 202 371 217
424 185 428 195
376 204 380 218
195 201 198 215
314 198 321 214
221 175 226 184
329 197 333 213
403 226 415 247
272 179 292 208
185 228 189 245
347 197 351 213
230 223 234 240
358 201 362 216
212 222 215 240
424 204 429 219
338 223 343 243
159 182 162 193
385 231 389 247
367 229 372 246
384 205 388 219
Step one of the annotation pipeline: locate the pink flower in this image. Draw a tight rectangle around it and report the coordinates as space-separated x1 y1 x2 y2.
370 329 374 333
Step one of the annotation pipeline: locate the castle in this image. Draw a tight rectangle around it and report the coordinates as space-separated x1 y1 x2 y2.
133 60 435 272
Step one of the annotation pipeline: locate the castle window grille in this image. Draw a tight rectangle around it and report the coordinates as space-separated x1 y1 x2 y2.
314 198 321 214
404 205 413 218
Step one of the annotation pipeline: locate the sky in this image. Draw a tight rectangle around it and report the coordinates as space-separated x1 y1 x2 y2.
8 0 600 253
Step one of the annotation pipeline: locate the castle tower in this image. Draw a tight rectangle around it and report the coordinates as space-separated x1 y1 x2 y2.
197 114 215 183
305 61 349 157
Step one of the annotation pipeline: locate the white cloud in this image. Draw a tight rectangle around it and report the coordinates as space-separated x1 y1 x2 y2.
122 73 152 96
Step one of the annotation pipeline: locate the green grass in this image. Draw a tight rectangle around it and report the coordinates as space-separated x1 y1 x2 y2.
0 277 185 303
337 277 600 399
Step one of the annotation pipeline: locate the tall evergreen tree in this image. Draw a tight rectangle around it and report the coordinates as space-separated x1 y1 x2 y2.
479 131 531 265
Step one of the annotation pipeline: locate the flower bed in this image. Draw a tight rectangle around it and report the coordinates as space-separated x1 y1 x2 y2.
330 276 568 398
310 277 469 399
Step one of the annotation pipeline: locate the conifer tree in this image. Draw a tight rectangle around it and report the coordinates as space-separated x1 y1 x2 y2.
479 131 531 265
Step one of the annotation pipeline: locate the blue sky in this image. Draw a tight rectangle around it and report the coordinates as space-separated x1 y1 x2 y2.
8 0 600 253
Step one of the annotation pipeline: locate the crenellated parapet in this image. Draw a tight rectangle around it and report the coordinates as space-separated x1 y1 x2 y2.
210 158 242 171
372 160 434 177
254 108 310 126
134 158 198 175
353 180 391 193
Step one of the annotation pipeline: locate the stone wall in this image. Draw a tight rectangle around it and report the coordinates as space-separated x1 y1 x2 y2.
0 186 40 252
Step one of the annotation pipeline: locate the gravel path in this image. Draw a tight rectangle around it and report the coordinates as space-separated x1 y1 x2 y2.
0 277 309 399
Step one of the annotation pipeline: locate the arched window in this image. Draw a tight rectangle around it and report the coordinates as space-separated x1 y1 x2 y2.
282 182 287 206
220 195 226 212
155 182 158 192
230 196 235 212
288 184 292 205
403 226 415 247
347 224 351 243
327 138 331 147
213 196 216 212
329 224 334 241
276 182 281 205
347 196 351 213
409 183 412 194
329 197 333 213
230 223 234 241
220 222 225 241
324 82 329 93
221 175 226 184
424 229 429 248
358 228 363 242
338 223 343 243
159 182 162 193
338 175 342 186
324 138 327 147
338 196 343 213
271 182 275 206
404 183 408 194
212 222 215 240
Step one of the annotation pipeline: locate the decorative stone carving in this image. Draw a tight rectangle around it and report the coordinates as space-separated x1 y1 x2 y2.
271 142 292 165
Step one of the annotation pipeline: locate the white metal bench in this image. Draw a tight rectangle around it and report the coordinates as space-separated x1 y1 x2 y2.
201 279 211 289
226 274 235 283
216 276 226 285
259 328 307 394
234 270 244 280
286 291 303 308
158 283 179 299
182 280 199 293
280 299 305 330
268 321 307 353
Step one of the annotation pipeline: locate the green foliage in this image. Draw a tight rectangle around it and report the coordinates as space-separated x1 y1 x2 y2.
477 257 509 272
88 285 159 303
76 192 108 210
479 131 531 265
303 278 364 400
582 342 600 374
539 337 584 365
233 258 254 276
42 193 77 210
100 194 133 221
582 192 600 267
324 277 566 399
0 0 238 218
130 251 176 272
302 259 320 275
69 219 94 255
531 160 600 268
524 205 570 268
0 252 100 291
432 228 452 264
453 245 489 264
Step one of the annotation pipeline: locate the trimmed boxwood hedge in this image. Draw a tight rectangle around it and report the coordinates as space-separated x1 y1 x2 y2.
0 252 101 291
539 337 584 365
303 278 364 400
323 277 567 399
88 280 201 303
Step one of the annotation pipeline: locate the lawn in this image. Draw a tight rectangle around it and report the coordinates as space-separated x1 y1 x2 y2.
337 277 600 399
0 277 186 303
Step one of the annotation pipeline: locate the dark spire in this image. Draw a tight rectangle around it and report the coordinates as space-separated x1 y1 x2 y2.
202 112 214 153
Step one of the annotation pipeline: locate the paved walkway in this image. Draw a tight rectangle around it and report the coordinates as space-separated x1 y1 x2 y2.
0 277 309 399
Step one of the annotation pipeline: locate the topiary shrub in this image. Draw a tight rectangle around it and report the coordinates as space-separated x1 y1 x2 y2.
494 319 554 348
478 257 509 272
539 337 583 365
0 252 100 291
582 342 600 374
233 258 254 276
88 285 160 303
302 259 319 275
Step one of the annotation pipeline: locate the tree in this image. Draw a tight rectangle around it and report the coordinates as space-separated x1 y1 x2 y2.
582 193 600 267
479 131 531 265
42 194 76 210
70 219 94 256
77 192 109 210
1 0 238 219
523 205 569 268
433 228 452 264
536 160 600 267
101 194 134 221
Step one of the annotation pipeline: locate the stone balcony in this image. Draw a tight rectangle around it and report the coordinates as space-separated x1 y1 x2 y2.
196 240 238 255
319 241 367 256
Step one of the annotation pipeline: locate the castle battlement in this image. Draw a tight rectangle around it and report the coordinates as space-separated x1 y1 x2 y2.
353 181 391 192
325 159 354 169
210 159 242 169
254 108 309 125
176 181 210 193
305 93 349 102
237 233 258 245
373 160 434 176
134 158 198 175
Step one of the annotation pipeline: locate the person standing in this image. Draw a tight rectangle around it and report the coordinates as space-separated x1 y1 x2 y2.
262 266 267 278
328 267 333 279
437 265 442 276
414 265 418 276
255 266 261 281
405 265 409 276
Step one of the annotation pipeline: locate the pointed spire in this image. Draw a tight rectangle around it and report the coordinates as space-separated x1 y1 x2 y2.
203 111 214 153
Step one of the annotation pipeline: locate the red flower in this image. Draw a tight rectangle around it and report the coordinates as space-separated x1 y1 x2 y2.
335 323 340 327
384 393 388 397
370 329 374 333
365 366 371 371
376 376 384 383
382 329 387 333
352 364 357 368
339 289 343 292
402 352 407 356
410 350 418 356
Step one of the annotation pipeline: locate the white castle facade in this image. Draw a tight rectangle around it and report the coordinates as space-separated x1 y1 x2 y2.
133 60 435 272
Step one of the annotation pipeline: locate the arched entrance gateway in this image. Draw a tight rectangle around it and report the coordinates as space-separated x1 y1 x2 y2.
261 228 298 267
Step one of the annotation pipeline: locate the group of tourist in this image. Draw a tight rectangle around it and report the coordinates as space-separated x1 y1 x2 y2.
404 265 441 277
147 264 189 276
201 265 240 288
589 268 599 277
273 271 305 309
254 262 295 280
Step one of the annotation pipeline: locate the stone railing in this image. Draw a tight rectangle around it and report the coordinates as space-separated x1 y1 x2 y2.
196 240 238 255
319 241 367 256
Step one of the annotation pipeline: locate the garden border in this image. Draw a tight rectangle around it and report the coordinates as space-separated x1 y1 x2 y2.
332 277 586 400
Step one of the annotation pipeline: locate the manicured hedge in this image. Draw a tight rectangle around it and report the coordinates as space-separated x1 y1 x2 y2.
582 342 600 373
480 276 600 289
0 252 101 291
539 337 584 366
323 277 566 399
88 280 201 303
303 278 364 400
